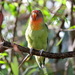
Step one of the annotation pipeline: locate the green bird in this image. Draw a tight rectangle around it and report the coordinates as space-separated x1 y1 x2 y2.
25 10 48 68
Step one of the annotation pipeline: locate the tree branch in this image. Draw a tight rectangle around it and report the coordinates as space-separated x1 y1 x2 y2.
12 1 22 41
0 41 75 59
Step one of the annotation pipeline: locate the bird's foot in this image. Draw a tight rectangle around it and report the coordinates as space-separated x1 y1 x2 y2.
30 48 33 55
40 49 44 56
41 64 45 68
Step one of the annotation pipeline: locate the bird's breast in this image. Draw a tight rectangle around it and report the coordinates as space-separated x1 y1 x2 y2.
30 18 43 30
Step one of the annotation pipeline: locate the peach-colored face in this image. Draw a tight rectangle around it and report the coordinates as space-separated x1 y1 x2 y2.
31 12 37 20
31 10 43 20
30 10 43 30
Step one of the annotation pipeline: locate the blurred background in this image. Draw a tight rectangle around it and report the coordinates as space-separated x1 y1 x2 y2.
0 0 75 75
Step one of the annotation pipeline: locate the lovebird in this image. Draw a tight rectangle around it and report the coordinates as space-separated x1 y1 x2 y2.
25 10 48 68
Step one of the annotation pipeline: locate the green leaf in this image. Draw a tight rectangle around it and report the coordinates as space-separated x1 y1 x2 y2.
0 61 6 64
11 57 19 75
42 8 50 16
9 4 17 16
4 2 17 16
27 4 32 12
56 38 63 46
9 4 16 11
0 53 8 56
42 7 51 22
69 25 75 29
0 53 8 59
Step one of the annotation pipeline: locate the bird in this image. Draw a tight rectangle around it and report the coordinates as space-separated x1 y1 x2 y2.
25 10 48 68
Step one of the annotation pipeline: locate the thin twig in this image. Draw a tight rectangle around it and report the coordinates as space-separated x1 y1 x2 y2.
48 26 75 32
12 2 21 41
11 0 22 64
19 54 31 68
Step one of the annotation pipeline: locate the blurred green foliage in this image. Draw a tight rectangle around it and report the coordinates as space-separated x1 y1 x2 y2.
0 0 75 75
4 2 18 16
11 57 19 75
0 53 8 59
55 0 66 4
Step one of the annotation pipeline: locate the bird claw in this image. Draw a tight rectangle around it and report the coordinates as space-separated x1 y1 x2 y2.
30 48 33 55
40 49 44 56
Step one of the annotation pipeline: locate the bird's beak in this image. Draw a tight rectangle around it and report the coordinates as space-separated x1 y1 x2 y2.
31 12 37 19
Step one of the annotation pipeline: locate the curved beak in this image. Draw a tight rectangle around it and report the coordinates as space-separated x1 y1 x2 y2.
31 12 37 19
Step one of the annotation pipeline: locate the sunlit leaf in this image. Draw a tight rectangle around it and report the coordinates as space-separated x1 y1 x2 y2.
9 4 16 11
69 25 75 29
42 8 50 16
9 4 17 16
0 61 6 64
0 53 8 59
0 53 8 56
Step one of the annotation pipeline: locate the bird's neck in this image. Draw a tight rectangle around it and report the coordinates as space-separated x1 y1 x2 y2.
30 18 43 30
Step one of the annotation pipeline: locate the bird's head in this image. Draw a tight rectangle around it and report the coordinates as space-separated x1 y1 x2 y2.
31 10 43 21
29 10 44 30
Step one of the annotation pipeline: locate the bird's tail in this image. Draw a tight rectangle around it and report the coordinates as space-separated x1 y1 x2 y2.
35 56 45 68
35 56 48 75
